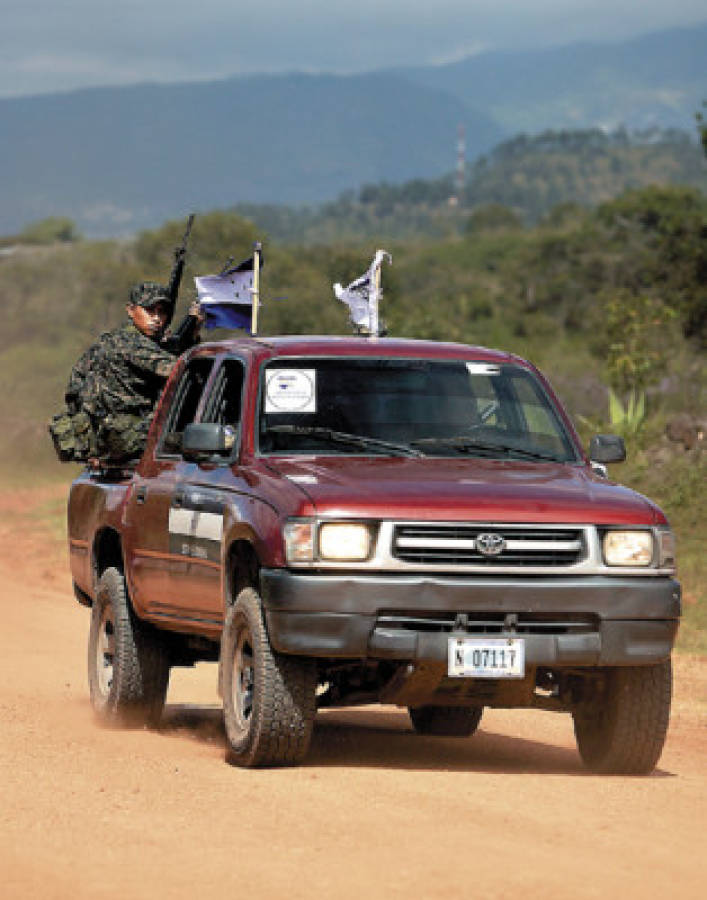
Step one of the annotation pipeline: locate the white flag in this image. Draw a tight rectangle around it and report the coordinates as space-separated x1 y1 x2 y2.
333 250 391 334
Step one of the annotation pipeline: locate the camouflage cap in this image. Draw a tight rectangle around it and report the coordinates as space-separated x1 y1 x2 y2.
130 281 172 308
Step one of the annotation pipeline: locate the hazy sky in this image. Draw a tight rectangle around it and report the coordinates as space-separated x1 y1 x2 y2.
3 1 706 98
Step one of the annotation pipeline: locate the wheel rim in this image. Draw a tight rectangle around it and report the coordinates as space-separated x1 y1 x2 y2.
96 606 115 699
232 626 255 734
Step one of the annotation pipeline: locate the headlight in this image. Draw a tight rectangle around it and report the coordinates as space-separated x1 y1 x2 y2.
603 530 653 567
284 520 314 563
319 523 372 561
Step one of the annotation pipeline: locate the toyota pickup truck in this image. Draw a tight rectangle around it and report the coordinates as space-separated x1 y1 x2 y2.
67 336 680 772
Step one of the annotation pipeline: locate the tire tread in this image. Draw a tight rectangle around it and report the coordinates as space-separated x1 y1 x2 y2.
573 660 672 774
88 566 169 727
223 588 316 767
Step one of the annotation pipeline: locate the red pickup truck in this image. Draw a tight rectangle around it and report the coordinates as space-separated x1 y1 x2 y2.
68 336 680 772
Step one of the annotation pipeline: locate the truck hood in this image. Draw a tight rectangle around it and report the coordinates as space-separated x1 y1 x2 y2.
266 456 661 525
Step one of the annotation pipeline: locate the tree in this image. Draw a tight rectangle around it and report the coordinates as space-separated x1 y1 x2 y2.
466 204 523 234
603 289 675 396
596 186 707 346
134 211 260 296
18 217 81 244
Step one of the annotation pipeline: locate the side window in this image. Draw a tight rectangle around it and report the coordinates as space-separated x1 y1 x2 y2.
203 359 245 429
159 358 214 455
508 372 573 456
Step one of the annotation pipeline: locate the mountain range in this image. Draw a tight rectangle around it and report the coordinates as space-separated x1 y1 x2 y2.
0 22 704 237
399 23 706 134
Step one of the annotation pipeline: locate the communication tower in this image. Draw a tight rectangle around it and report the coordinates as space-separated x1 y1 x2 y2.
449 123 466 206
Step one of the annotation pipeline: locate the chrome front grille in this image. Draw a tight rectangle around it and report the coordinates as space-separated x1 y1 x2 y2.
392 524 585 567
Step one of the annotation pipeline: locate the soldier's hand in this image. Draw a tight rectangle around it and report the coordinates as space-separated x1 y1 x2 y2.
188 300 205 325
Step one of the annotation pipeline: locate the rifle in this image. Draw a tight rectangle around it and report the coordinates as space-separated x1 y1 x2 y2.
166 213 195 314
161 214 198 350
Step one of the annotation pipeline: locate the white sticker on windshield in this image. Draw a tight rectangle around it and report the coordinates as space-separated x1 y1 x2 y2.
466 362 501 376
265 369 316 413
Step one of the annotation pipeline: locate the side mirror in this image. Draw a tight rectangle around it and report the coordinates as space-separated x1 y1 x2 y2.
589 433 626 464
182 423 234 461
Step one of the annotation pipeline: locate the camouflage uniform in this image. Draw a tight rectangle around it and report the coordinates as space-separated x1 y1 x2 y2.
55 283 200 464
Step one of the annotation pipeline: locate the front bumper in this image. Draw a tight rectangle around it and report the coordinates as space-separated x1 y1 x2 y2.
260 570 681 666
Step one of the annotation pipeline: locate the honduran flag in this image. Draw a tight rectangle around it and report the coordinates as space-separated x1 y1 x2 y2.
195 253 263 331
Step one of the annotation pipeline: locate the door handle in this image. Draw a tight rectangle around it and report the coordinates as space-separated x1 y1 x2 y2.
135 486 147 504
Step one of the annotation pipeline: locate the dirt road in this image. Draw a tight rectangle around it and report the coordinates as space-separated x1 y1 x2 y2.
1 485 705 899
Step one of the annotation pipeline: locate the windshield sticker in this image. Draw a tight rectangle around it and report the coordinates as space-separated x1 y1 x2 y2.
265 369 316 413
466 363 501 376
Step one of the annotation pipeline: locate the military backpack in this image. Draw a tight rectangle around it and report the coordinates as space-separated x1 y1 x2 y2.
48 408 96 463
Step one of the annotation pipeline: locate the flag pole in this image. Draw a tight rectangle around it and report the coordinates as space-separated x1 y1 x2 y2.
251 241 262 336
370 249 382 339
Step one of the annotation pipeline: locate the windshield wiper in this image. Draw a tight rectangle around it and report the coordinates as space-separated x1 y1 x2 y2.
265 424 424 458
410 435 560 462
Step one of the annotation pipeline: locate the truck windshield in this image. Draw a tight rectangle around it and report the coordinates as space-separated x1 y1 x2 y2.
258 358 578 461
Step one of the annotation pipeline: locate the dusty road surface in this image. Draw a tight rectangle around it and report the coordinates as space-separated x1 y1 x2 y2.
1 484 706 899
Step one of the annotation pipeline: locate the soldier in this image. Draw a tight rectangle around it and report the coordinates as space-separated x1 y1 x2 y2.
59 282 204 466
49 215 202 466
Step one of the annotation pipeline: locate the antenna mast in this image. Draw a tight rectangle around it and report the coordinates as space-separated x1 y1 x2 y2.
455 123 466 205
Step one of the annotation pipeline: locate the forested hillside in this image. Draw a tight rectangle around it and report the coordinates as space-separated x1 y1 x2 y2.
233 128 707 243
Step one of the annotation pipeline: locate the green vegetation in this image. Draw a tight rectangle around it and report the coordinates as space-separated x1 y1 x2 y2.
464 128 707 222
607 389 645 437
0 174 704 654
233 128 707 244
16 217 81 245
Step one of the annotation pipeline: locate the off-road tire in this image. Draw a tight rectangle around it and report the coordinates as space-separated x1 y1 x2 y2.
408 704 483 737
87 566 170 727
572 660 672 774
222 587 317 767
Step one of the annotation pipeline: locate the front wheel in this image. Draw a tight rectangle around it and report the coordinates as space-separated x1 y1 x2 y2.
87 566 170 727
222 588 317 767
409 704 483 737
572 660 672 774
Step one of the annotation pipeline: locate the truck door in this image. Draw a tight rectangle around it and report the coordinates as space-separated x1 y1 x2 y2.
168 358 246 621
124 356 214 621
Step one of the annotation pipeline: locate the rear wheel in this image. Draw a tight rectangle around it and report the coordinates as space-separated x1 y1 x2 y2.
408 704 483 737
87 566 170 727
222 587 317 767
572 661 672 774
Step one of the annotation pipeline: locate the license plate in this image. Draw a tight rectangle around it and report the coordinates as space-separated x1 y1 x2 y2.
448 638 525 678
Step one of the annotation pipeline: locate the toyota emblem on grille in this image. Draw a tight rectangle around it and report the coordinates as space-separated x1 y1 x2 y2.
476 532 506 556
